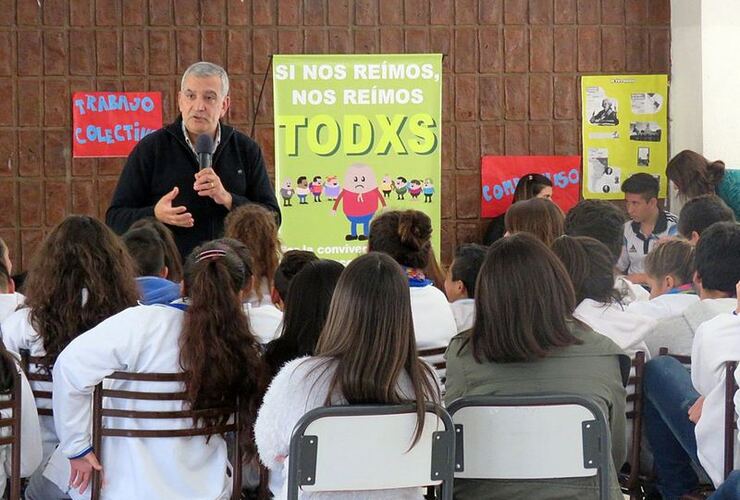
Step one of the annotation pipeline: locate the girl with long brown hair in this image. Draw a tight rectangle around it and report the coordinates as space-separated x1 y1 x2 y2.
255 252 440 499
49 241 268 499
504 197 565 246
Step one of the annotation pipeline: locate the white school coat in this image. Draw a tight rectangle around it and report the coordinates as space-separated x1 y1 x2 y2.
0 293 24 323
691 313 740 487
410 285 457 349
449 299 475 334
574 299 655 358
50 304 233 500
244 302 283 344
627 293 700 320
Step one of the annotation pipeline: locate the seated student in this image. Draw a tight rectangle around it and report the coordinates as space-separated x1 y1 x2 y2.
677 194 736 245
264 259 344 377
0 238 24 321
225 204 281 306
646 221 740 357
483 173 553 245
444 244 487 333
565 199 649 304
368 210 457 349
129 218 184 283
552 235 655 357
504 197 564 246
627 239 699 319
445 233 628 499
121 226 180 305
0 215 139 488
617 174 679 285
642 278 740 498
255 252 440 499
50 243 268 499
271 250 318 310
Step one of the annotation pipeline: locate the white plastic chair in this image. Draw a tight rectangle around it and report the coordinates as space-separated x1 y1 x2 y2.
447 394 612 499
286 403 455 500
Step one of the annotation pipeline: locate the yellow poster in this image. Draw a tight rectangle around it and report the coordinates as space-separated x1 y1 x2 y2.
581 75 668 199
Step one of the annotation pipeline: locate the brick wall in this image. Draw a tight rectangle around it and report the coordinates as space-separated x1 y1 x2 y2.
0 0 670 268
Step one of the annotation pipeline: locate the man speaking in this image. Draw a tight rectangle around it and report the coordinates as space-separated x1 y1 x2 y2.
106 61 280 259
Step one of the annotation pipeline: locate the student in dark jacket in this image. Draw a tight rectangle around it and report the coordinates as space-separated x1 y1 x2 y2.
106 61 280 259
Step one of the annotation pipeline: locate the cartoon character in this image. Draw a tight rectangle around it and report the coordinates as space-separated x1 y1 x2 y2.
309 176 324 202
381 175 394 198
296 176 310 205
324 176 341 201
331 164 387 241
280 178 294 207
394 177 408 200
423 178 435 203
408 179 422 200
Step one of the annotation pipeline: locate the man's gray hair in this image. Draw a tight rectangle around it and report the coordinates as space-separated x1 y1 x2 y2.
181 61 229 97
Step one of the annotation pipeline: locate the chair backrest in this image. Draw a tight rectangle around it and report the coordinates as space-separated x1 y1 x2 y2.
620 351 646 492
418 347 447 390
725 360 738 480
18 349 52 417
286 403 454 500
658 347 691 366
447 394 611 500
90 371 241 500
0 360 22 500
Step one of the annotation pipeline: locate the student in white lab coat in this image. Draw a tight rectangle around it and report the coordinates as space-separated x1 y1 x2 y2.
368 210 457 349
0 216 139 490
444 244 487 334
255 252 441 499
50 242 269 499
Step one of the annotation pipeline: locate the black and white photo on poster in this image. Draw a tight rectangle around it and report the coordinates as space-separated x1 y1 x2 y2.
630 122 662 142
586 86 620 126
587 148 621 194
637 147 650 166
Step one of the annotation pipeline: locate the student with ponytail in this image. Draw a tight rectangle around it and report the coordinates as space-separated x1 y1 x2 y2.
667 150 740 218
46 242 268 499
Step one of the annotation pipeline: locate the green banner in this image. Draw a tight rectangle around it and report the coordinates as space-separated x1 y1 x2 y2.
273 54 443 264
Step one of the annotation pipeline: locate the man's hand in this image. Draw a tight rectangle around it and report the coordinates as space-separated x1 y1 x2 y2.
194 168 233 209
69 451 103 494
154 187 194 227
688 396 705 424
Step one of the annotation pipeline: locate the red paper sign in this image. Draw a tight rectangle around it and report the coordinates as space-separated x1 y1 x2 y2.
481 156 582 218
72 92 163 158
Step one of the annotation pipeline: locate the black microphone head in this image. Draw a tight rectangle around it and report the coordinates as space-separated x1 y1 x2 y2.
195 134 214 154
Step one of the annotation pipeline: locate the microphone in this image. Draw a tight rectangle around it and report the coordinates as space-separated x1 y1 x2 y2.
195 134 214 170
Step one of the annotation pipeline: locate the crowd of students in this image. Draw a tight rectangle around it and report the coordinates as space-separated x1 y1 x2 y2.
0 149 738 498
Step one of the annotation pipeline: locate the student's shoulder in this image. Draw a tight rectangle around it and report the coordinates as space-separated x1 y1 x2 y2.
0 307 33 336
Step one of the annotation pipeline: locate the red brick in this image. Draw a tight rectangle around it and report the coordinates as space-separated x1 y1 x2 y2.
97 31 119 75
577 26 601 71
577 0 600 24
602 27 626 72
625 27 648 72
149 0 173 26
357 0 379 25
227 30 251 74
149 31 174 75
378 0 406 25
228 0 250 25
529 74 552 120
504 0 527 24
479 0 502 24
328 1 350 25
431 0 454 25
43 31 66 75
648 0 670 25
454 0 476 24
69 30 95 75
329 29 351 53
454 29 477 73
405 29 429 53
256 127 274 170
123 30 147 75
554 74 576 119
441 125 455 170
304 0 324 25
553 26 576 72
44 80 68 127
70 0 93 25
252 77 273 125
19 180 42 227
455 75 477 122
174 0 199 25
442 74 453 122
45 180 68 226
380 27 404 52
0 180 15 227
455 124 480 170
226 77 251 125
72 180 96 215
457 222 482 244
479 27 503 72
72 157 95 177
650 29 670 73
96 78 123 92
17 0 41 25
481 124 504 155
252 30 276 73
17 80 39 127
456 172 481 219
353 29 377 54
441 172 455 219
0 79 14 126
431 29 452 71
176 31 200 74
529 26 552 72
201 30 226 68
122 0 146 25
601 0 624 24
0 2 14 25
554 0 575 23
553 121 578 155
625 0 647 24
43 0 67 25
505 122 528 155
18 130 42 177
405 0 429 25
278 0 301 25
97 157 122 176
17 31 42 76
98 178 119 219
0 131 15 177
0 32 13 76
203 0 226 25
504 26 528 72
44 130 68 177
21 230 44 271
529 0 552 24
529 123 553 154
253 0 276 25
479 76 502 120
149 79 176 118
96 0 121 25
440 222 455 264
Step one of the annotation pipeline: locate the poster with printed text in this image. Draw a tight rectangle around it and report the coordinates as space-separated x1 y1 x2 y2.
581 75 668 199
273 54 442 264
